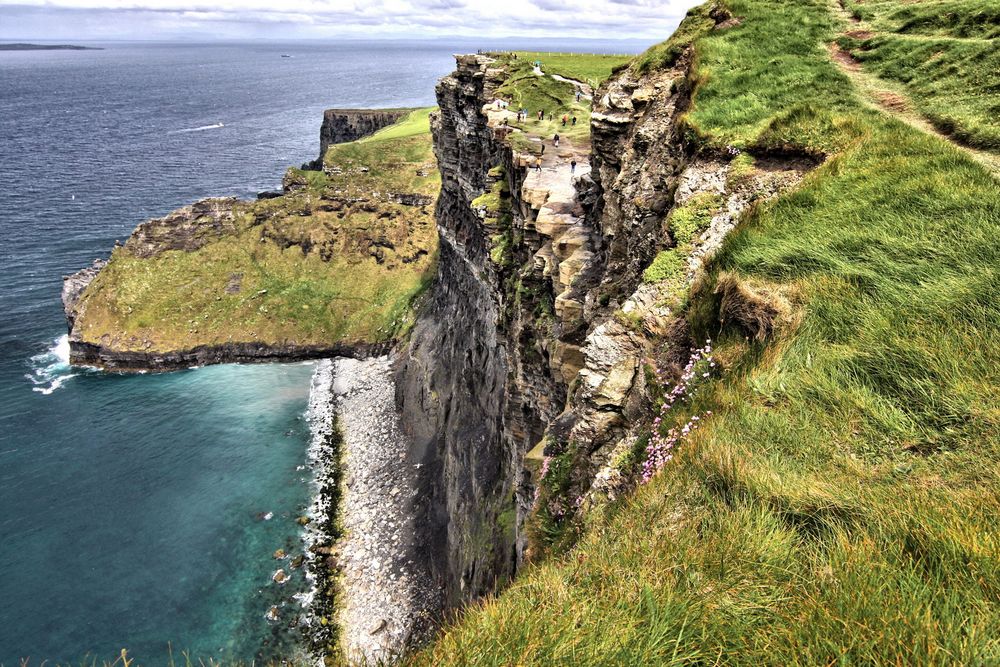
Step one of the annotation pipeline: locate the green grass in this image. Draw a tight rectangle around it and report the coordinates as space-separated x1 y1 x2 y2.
74 113 439 353
837 1 1000 150
845 0 1000 39
358 106 436 143
642 248 685 284
681 0 859 152
492 52 628 146
407 0 1000 663
670 191 722 244
511 51 632 88
632 2 719 74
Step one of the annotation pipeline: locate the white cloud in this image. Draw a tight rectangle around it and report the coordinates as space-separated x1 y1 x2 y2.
0 0 698 39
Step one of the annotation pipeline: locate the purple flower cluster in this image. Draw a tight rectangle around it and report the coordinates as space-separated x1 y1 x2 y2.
533 455 553 506
641 340 715 484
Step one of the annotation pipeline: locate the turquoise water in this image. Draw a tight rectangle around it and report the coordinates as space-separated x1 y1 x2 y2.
0 38 648 664
0 39 460 664
3 353 318 663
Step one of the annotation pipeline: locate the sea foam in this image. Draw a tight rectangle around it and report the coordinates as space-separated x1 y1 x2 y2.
169 123 225 134
25 334 77 395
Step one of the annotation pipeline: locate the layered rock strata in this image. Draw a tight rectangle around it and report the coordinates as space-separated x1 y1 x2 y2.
314 108 410 167
396 41 815 624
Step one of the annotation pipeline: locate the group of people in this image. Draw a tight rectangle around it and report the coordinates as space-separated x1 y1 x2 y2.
491 80 588 179
477 50 519 59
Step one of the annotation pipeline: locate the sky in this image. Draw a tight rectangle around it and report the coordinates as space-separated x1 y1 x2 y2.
0 0 697 41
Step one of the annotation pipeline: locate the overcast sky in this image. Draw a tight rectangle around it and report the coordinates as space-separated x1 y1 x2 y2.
0 0 697 41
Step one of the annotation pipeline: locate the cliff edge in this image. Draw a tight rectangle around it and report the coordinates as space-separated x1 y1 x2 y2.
406 0 1000 664
63 108 438 370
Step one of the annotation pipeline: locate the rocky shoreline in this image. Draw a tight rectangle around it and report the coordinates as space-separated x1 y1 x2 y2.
66 338 392 372
298 360 343 660
328 357 442 664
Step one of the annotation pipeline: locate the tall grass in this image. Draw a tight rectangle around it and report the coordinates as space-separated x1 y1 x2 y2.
406 0 1000 663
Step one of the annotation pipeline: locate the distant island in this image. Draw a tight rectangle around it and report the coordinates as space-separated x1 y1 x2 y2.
0 43 103 51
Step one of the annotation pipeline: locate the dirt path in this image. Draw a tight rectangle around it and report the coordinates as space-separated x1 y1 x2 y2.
828 1 1000 176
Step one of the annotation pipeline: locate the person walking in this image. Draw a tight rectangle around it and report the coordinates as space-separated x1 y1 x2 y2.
538 109 544 121
535 159 542 172
553 133 560 148
571 116 577 126
561 115 567 126
575 90 581 102
571 160 577 174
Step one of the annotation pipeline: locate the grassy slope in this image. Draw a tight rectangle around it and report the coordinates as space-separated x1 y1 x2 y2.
511 51 630 88
492 52 631 147
410 1 1000 664
842 0 1000 149
74 109 438 352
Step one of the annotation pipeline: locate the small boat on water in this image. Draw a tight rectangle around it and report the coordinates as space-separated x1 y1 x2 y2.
281 54 292 58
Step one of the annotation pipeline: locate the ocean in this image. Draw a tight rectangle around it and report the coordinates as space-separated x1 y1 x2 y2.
0 38 647 664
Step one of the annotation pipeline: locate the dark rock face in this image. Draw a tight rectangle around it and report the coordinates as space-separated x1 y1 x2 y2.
68 339 390 371
397 52 701 612
396 56 517 606
588 60 691 303
124 197 239 259
314 108 410 167
62 259 106 329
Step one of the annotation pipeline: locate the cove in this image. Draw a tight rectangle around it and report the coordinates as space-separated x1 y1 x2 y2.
1 351 319 664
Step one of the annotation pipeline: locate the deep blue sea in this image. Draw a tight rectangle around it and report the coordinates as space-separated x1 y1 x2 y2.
0 38 647 665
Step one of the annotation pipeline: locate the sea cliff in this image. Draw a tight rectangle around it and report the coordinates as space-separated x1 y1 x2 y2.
56 0 1000 660
63 108 438 370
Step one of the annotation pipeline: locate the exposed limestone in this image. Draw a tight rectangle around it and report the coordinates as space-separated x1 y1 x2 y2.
314 108 410 167
62 259 106 328
570 153 813 509
124 197 239 259
331 357 441 664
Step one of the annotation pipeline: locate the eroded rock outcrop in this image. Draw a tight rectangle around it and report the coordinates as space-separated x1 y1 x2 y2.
397 56 524 606
396 42 816 624
125 197 239 259
314 108 410 167
62 259 106 328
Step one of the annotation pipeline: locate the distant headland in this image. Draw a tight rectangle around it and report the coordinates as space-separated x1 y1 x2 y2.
0 43 103 51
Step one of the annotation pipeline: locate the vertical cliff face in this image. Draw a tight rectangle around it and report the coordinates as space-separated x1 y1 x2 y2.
394 52 688 606
314 109 410 166
399 37 808 614
396 56 522 605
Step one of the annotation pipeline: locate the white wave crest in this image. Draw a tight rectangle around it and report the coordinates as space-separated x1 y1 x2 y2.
299 359 336 611
26 334 77 395
169 122 225 134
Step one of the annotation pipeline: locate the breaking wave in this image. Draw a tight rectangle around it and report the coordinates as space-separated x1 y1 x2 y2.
25 334 77 395
169 122 225 134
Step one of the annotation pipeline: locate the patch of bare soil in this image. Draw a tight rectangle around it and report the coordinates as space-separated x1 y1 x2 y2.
875 90 909 112
829 43 862 71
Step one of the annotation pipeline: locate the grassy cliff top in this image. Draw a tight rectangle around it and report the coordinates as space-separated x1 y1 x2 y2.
488 51 632 148
410 0 1000 664
72 108 438 355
